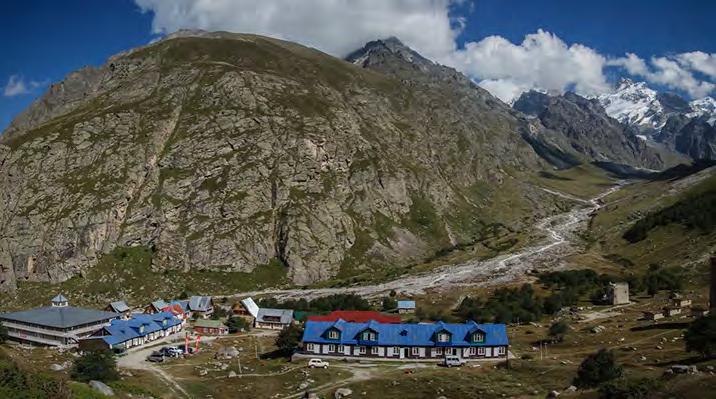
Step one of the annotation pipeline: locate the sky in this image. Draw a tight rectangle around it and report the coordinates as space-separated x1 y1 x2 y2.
2 0 716 131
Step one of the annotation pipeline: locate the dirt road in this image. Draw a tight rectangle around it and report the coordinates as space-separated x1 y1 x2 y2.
225 184 623 301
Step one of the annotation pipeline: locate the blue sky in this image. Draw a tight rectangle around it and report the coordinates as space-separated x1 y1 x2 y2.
2 0 715 130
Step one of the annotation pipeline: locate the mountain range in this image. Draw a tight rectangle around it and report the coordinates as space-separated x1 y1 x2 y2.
0 31 713 293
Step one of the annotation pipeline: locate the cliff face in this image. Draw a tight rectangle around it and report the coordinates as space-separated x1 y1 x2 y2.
0 33 561 292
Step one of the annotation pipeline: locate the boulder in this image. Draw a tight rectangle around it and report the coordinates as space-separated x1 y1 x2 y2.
89 380 114 396
335 387 353 398
228 371 237 378
215 346 240 359
49 363 65 371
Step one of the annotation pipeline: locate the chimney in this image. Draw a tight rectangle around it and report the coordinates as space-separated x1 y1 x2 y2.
711 257 716 311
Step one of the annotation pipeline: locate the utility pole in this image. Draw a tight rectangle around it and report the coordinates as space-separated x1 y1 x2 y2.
237 349 242 375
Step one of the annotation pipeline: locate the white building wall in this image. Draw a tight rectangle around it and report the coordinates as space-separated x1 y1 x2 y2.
418 348 425 358
377 347 385 357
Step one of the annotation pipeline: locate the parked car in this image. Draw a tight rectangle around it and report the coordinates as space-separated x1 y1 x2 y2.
159 346 183 357
443 355 465 367
308 358 329 368
146 352 165 363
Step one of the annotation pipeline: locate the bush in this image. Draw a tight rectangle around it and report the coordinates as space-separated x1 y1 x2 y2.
573 349 623 389
211 307 229 320
70 350 119 383
598 378 661 399
275 324 304 355
685 313 716 358
226 316 251 333
0 321 7 344
548 320 569 342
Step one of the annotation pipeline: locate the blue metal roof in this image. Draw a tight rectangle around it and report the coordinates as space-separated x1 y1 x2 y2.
96 311 181 346
303 320 508 347
397 300 416 309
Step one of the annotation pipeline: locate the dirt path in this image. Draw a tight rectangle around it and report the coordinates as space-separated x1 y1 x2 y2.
283 365 376 399
224 184 624 302
118 341 193 398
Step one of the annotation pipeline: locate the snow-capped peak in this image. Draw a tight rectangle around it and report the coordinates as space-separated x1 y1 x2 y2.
596 79 665 131
688 97 716 124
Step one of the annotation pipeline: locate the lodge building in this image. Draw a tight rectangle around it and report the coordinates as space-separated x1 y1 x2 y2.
301 320 509 361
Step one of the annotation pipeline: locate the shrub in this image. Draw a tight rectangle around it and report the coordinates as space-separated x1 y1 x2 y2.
275 324 304 355
598 378 661 399
548 320 569 342
0 321 7 344
573 349 623 389
685 313 716 358
70 350 119 383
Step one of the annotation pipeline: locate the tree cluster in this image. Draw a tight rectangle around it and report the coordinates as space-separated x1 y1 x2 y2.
455 284 543 324
226 316 252 333
623 189 716 243
258 294 371 313
275 324 304 355
70 350 119 383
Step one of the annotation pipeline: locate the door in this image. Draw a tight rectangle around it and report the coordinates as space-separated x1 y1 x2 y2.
400 348 405 359
486 347 492 357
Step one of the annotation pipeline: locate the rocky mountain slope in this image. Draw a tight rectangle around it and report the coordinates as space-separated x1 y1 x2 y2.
513 90 664 170
0 32 571 293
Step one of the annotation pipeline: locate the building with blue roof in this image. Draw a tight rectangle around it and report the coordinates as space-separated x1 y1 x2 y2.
397 300 416 314
301 320 508 361
79 311 183 351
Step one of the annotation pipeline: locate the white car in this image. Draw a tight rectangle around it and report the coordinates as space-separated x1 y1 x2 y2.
308 358 329 368
444 355 466 367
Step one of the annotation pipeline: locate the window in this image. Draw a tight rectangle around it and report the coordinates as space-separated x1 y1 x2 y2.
337 345 345 353
498 347 506 355
371 347 379 355
437 333 450 342
477 347 485 355
306 344 315 351
393 347 400 356
411 347 420 356
472 332 484 342
328 344 336 353
469 347 477 355
436 347 443 355
361 331 377 341
359 346 366 354
328 330 339 339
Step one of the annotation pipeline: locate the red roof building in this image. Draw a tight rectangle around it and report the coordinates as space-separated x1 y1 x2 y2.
307 310 401 324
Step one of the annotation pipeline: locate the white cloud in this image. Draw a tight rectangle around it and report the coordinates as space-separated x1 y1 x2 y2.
134 0 458 60
134 1 715 101
610 53 715 98
445 30 611 101
675 51 716 79
3 75 46 97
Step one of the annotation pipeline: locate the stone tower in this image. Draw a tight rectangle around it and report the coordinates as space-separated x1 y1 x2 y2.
608 282 630 305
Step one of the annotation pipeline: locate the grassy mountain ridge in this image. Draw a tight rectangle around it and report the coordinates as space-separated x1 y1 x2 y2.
0 32 573 294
